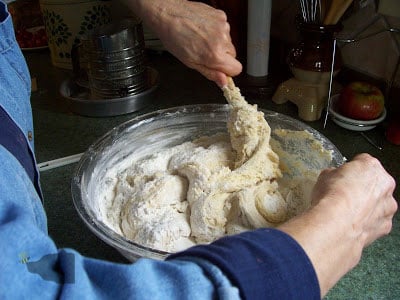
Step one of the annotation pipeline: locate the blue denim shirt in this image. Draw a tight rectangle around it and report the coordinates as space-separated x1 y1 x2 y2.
0 2 320 299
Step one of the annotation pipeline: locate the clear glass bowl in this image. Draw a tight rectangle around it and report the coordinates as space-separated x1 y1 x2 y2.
71 104 344 262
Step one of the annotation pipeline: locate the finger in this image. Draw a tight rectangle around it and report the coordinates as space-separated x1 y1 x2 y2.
370 216 394 244
201 41 240 71
196 3 228 21
363 226 389 247
316 167 336 181
224 43 237 59
192 64 228 87
213 53 242 77
352 152 374 162
188 53 242 86
384 196 398 218
215 72 229 88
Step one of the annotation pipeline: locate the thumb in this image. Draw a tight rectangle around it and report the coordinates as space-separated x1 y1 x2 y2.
192 64 229 88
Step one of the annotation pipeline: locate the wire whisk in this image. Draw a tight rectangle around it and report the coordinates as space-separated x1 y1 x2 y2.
299 0 321 23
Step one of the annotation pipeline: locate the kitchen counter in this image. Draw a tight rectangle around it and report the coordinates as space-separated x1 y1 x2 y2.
25 49 399 299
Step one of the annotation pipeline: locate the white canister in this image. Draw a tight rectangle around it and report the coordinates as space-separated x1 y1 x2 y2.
39 0 112 69
247 0 272 77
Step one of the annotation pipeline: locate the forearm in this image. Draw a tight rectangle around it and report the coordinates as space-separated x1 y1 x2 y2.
278 199 363 298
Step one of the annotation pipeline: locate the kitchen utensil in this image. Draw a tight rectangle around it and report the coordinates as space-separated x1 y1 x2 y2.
60 67 159 117
360 132 383 150
323 0 353 25
72 18 147 99
323 38 337 128
37 153 83 171
299 0 320 23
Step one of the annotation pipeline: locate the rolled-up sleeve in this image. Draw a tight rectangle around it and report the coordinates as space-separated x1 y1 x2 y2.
169 228 321 299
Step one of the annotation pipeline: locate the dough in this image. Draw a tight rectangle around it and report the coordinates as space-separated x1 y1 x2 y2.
102 78 332 252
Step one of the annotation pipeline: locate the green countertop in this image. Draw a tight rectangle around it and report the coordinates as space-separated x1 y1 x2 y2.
25 50 399 299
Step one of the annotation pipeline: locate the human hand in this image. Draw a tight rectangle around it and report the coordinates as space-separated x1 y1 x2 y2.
312 153 397 248
132 0 242 87
279 153 397 297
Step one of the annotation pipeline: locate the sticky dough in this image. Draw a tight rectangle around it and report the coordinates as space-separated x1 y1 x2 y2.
105 79 322 252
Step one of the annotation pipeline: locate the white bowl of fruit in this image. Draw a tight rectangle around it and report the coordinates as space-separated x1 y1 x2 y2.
329 82 386 131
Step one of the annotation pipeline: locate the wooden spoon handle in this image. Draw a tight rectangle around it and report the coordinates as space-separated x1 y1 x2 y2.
319 0 330 23
323 0 353 25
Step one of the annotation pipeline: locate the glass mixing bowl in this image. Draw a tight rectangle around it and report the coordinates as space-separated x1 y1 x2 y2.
71 104 344 262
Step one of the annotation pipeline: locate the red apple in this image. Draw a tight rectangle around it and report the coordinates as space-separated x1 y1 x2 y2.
386 119 400 145
338 81 384 120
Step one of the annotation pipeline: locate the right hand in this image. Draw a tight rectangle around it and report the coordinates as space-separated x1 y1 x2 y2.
312 153 397 248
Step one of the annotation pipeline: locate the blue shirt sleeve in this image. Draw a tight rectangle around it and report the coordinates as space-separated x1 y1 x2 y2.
169 229 321 299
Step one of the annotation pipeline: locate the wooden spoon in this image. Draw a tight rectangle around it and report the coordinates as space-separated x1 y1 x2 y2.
323 0 353 25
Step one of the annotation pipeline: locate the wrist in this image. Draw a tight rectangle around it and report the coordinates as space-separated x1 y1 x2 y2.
278 198 363 297
315 195 365 261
